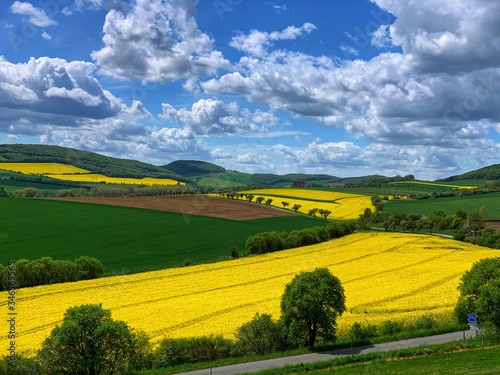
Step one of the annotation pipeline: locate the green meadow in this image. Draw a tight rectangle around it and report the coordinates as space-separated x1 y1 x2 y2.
0 198 318 274
383 191 500 219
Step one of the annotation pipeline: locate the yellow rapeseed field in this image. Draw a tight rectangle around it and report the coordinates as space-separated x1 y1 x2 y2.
0 162 181 186
49 173 182 186
0 162 89 174
390 181 475 189
1 232 498 355
241 188 372 219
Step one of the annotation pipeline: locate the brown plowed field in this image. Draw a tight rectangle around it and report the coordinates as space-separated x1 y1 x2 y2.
54 195 295 220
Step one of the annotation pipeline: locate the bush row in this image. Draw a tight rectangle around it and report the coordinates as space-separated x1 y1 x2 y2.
245 221 357 254
0 256 104 290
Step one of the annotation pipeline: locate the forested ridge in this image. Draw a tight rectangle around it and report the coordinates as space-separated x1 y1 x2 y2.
0 144 187 181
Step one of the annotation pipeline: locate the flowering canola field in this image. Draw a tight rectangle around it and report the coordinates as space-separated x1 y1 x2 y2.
0 162 89 174
2 232 498 355
48 173 181 186
241 188 372 219
0 162 181 186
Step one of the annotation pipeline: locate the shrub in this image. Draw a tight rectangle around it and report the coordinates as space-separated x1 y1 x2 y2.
411 315 436 330
153 336 233 367
349 322 377 341
235 313 287 355
379 320 405 336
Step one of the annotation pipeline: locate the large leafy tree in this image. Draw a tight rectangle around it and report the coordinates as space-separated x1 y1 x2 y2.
455 257 500 328
39 304 136 375
281 268 346 347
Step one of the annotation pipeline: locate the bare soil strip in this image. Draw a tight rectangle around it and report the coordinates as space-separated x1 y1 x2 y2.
54 196 295 220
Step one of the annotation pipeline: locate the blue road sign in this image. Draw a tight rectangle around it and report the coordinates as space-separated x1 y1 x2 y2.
467 314 477 323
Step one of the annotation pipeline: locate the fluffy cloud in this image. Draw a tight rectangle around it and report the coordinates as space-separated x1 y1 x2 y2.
373 0 500 73
10 1 57 27
160 98 280 136
202 0 500 155
0 57 121 134
91 0 229 83
229 22 317 58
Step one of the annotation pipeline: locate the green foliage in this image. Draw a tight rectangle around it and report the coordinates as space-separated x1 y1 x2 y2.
0 256 103 290
235 313 287 355
455 257 500 328
0 352 42 375
12 187 39 197
245 221 356 255
349 322 378 341
38 304 137 375
153 336 233 368
281 268 346 347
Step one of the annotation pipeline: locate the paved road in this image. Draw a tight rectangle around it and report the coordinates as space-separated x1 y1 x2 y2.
174 331 477 375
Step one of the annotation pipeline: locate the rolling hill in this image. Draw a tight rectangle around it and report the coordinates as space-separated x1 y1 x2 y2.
0 144 188 182
438 164 500 182
164 159 225 177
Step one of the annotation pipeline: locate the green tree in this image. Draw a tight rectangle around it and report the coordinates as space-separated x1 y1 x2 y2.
455 257 500 328
256 196 265 204
235 313 285 355
281 201 290 209
74 256 104 280
281 268 346 347
292 204 301 213
265 198 273 206
39 304 137 375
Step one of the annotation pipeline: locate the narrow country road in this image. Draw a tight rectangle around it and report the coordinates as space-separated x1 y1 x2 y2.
174 331 477 375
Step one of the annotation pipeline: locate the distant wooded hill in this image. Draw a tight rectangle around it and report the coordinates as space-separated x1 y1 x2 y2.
0 144 187 181
164 160 225 177
439 164 500 182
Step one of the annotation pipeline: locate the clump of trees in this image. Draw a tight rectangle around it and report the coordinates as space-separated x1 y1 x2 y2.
0 256 104 290
245 221 356 254
455 257 500 330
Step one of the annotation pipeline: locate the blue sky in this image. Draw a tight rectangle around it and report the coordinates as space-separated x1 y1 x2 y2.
1 0 499 180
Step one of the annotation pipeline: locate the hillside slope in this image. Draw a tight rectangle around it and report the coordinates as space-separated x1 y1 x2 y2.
0 144 187 181
164 160 225 177
439 164 500 182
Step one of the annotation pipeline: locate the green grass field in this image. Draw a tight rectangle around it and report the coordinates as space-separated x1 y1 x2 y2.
284 346 500 375
383 191 500 219
0 198 319 274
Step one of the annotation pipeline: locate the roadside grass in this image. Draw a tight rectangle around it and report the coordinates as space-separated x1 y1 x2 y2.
251 342 500 375
129 325 485 375
0 198 319 274
383 191 500 219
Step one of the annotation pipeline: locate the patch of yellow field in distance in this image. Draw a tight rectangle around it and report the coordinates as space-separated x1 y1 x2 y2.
48 174 182 186
2 232 498 355
241 188 372 219
390 181 475 189
0 162 89 174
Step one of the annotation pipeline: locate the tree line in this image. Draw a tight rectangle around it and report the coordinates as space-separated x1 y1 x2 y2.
0 256 104 290
360 204 500 249
245 221 356 254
